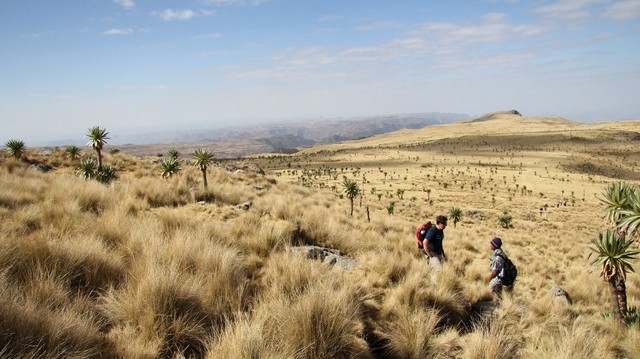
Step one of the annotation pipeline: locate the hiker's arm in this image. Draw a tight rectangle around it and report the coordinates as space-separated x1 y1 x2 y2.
487 270 498 282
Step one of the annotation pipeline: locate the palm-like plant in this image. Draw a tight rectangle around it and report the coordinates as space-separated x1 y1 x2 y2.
618 189 640 238
64 145 80 160
86 126 109 171
448 206 463 227
599 182 633 225
95 164 117 184
167 148 180 160
590 230 640 323
192 149 214 189
386 201 395 215
160 157 181 178
5 139 25 159
342 177 359 216
599 182 640 240
498 213 513 229
77 157 97 180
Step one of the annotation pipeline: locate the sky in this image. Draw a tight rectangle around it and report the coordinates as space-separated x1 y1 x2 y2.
1 0 639 145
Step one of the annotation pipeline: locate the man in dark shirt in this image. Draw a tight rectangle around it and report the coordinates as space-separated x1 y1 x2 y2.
424 215 448 273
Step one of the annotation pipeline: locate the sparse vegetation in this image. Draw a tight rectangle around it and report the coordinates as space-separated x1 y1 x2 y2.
95 164 117 184
5 139 25 159
1 115 639 358
590 230 640 323
342 177 359 216
192 149 214 189
85 126 109 171
160 157 181 178
498 212 513 228
65 145 80 160
168 148 180 160
77 157 97 179
448 206 463 227
599 182 640 240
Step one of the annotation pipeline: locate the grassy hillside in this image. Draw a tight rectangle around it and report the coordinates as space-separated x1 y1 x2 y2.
1 113 639 358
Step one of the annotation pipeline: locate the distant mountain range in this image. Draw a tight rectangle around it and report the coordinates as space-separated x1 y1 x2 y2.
117 112 468 158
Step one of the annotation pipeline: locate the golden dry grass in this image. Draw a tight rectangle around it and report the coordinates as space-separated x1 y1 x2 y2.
1 114 639 358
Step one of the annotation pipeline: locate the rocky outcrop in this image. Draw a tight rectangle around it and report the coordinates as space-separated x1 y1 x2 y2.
30 163 53 173
550 285 572 306
237 201 252 211
289 245 357 270
224 161 265 175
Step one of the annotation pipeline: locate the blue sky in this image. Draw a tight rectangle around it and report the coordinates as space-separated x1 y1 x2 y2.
1 0 639 145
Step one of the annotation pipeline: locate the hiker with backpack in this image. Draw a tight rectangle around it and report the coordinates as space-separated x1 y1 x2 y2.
416 215 448 273
487 237 517 294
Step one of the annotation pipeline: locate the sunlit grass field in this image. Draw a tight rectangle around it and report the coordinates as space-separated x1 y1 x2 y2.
1 113 639 358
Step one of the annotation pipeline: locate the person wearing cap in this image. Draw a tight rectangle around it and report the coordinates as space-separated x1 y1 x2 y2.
487 237 508 294
424 215 448 273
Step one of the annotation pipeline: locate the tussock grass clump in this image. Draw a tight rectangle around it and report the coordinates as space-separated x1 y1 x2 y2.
378 306 444 358
103 266 222 358
458 320 521 359
255 183 310 221
5 204 43 236
257 282 373 359
207 314 284 359
102 232 251 358
0 234 126 297
74 179 116 215
520 316 620 359
259 252 330 300
357 251 414 288
232 215 299 256
0 272 116 359
0 171 43 209
129 176 193 207
383 264 471 331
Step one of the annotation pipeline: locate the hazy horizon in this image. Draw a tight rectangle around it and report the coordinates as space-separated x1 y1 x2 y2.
2 0 639 145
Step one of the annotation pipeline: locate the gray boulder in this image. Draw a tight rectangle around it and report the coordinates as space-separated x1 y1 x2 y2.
550 285 572 306
289 245 357 270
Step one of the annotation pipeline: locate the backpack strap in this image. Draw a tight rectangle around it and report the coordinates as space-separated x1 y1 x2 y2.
494 253 513 284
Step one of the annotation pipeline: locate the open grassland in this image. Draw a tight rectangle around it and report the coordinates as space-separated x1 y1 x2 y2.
1 113 640 358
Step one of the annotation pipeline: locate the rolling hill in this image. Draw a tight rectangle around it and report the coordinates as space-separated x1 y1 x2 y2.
1 110 639 358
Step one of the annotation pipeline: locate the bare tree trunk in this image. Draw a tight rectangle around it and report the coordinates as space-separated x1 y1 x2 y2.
366 206 370 222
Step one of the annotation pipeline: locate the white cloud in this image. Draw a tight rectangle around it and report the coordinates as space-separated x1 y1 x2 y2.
113 0 135 9
414 15 547 48
152 9 214 21
603 0 640 21
223 13 553 84
483 12 508 23
103 28 134 35
534 0 608 21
